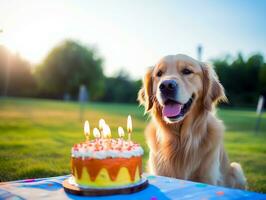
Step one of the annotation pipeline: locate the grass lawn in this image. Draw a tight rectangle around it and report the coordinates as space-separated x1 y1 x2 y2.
0 98 265 193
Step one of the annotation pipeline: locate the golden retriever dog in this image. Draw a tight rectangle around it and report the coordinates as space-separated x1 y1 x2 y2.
138 54 247 189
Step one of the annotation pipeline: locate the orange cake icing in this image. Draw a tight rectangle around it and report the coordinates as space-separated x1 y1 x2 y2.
71 139 144 187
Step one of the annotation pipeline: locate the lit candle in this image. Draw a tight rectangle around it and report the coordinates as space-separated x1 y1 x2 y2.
127 115 132 142
93 127 101 139
102 124 109 138
118 126 125 147
99 119 105 131
93 128 101 150
106 125 111 139
103 124 111 149
84 120 90 142
99 119 105 139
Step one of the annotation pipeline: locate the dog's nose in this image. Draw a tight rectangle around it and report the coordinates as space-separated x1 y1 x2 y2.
159 80 178 93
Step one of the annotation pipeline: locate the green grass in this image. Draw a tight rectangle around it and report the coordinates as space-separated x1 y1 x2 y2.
0 98 265 193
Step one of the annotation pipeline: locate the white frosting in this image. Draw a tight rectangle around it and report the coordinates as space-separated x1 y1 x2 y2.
71 140 144 159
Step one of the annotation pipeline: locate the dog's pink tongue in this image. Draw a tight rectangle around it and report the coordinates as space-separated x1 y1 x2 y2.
162 104 182 117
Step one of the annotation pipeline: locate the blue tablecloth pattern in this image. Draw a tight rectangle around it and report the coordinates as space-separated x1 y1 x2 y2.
0 174 265 200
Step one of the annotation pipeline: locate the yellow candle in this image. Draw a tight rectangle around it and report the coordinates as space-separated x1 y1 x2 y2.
127 115 132 141
103 124 111 149
99 119 105 131
84 120 90 142
99 119 105 139
102 124 110 138
118 126 125 147
118 126 124 138
93 128 101 150
93 127 101 139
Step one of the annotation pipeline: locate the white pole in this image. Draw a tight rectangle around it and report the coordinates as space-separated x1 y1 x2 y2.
255 95 264 134
197 45 202 61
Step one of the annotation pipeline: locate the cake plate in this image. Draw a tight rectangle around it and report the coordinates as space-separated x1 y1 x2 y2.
63 176 149 196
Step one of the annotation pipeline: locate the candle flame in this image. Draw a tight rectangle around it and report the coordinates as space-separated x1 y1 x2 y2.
99 119 105 131
84 120 90 136
127 115 132 133
118 126 125 138
93 128 101 138
103 124 111 138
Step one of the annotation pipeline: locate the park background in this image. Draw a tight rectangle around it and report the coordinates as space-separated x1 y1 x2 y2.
0 0 266 193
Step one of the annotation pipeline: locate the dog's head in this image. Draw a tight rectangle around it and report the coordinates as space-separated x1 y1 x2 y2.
138 54 226 123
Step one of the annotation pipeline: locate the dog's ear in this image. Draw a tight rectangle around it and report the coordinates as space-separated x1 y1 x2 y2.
138 67 154 112
200 62 227 110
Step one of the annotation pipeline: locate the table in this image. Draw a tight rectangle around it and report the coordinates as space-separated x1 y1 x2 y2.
0 174 265 200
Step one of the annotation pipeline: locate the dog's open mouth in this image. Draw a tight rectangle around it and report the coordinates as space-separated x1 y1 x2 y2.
162 94 195 121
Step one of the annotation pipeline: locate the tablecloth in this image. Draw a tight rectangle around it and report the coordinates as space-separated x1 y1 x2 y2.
0 174 265 200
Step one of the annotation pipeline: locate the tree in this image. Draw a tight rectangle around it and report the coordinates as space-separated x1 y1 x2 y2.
101 70 141 103
213 53 265 106
259 63 266 95
35 40 104 100
0 46 36 97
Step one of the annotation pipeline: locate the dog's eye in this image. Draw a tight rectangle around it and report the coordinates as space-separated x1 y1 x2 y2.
156 70 163 77
182 68 193 75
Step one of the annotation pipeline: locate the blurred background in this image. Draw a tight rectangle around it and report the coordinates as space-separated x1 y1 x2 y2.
0 0 265 193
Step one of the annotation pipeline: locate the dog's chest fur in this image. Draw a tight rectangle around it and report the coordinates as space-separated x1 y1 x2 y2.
153 130 203 179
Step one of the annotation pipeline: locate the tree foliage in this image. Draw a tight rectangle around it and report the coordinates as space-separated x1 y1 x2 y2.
213 53 265 106
35 40 104 100
0 46 36 97
101 70 141 103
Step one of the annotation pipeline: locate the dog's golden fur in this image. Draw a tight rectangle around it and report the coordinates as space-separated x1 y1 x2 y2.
138 54 247 189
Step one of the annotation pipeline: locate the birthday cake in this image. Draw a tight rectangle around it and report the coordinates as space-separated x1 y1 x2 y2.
70 117 144 188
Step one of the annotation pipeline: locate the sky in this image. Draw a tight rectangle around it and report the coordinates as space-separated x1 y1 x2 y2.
0 0 265 79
